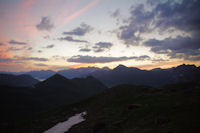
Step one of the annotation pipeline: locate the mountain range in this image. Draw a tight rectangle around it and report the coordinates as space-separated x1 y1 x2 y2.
1 64 199 87
91 64 200 87
0 64 200 132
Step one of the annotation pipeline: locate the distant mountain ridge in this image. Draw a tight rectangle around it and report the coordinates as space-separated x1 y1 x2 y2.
0 64 199 87
91 64 200 87
0 74 39 87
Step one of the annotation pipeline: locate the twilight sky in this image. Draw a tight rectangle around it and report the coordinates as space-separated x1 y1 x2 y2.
0 0 200 72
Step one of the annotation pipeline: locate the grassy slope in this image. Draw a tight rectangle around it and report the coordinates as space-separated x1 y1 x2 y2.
3 81 200 133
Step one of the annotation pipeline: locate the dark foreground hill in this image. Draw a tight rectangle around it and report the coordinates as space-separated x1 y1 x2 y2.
6 80 200 133
0 74 106 128
0 74 39 87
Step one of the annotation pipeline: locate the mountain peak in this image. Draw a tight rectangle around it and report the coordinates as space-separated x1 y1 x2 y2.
48 73 68 80
102 67 111 71
175 64 197 70
113 64 128 70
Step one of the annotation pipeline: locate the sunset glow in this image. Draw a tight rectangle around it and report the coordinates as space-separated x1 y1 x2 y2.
0 0 200 72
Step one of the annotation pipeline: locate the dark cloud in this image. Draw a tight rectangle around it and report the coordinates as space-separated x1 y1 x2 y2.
43 35 50 39
185 56 200 61
43 44 54 49
7 46 32 51
136 55 150 61
52 55 66 60
0 56 49 63
111 9 120 18
79 48 91 52
67 55 150 63
0 42 4 46
151 58 167 63
27 47 32 50
144 36 200 60
7 47 22 51
0 58 13 63
118 0 200 46
38 50 42 53
35 63 48 66
58 36 88 43
93 42 113 52
63 23 93 36
15 56 49 61
36 16 54 31
9 40 26 45
154 0 200 32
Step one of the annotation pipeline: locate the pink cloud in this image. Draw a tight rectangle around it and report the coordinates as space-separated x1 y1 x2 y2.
59 0 99 27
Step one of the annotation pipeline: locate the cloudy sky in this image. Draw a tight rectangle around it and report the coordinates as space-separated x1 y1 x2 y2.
0 0 200 72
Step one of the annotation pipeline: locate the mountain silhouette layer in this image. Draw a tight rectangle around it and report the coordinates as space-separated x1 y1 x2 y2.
0 74 39 86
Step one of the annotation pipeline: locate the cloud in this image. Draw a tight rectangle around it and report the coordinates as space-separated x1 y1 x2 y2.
110 9 120 18
36 16 54 31
15 56 49 61
136 55 151 61
0 56 49 63
6 46 32 52
93 42 113 52
144 35 200 60
67 55 150 63
35 63 48 66
43 35 50 39
27 47 32 50
38 50 42 53
63 23 93 36
0 58 13 63
7 47 22 51
52 55 66 60
79 48 91 52
58 36 88 43
153 0 200 32
43 44 54 49
0 42 4 46
9 40 27 45
61 0 99 26
117 0 200 46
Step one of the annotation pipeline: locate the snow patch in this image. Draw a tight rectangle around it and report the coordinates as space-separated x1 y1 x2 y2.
43 112 87 133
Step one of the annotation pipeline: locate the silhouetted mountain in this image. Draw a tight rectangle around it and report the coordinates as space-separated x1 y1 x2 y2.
91 64 200 87
0 74 106 124
113 64 129 71
0 64 199 88
58 67 100 79
151 67 162 71
72 76 106 96
35 73 74 88
34 74 81 108
0 74 39 87
26 70 55 80
35 74 106 100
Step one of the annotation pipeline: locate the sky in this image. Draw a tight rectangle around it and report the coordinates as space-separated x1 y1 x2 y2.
0 0 200 72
